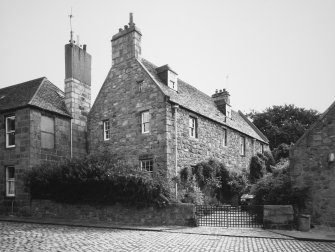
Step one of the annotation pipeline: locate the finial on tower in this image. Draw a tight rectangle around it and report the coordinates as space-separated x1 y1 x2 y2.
129 13 134 26
69 8 74 44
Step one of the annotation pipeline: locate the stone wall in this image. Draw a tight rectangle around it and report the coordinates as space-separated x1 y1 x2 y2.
290 103 335 226
167 105 266 177
0 107 71 215
30 200 194 226
263 205 294 229
87 58 168 177
29 108 71 167
0 108 31 213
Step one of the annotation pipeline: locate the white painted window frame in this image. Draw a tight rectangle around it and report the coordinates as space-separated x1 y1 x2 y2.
140 159 153 172
5 116 15 148
103 120 110 141
141 111 150 134
5 166 15 197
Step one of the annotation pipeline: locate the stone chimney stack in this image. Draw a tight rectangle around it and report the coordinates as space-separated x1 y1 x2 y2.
64 41 91 158
111 13 142 66
212 89 232 118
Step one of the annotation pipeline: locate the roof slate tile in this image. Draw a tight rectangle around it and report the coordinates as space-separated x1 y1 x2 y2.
0 77 71 118
141 58 268 143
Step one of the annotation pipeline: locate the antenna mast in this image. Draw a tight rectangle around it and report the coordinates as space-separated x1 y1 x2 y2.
69 8 74 44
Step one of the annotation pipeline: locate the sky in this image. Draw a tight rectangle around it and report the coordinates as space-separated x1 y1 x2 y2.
0 0 334 114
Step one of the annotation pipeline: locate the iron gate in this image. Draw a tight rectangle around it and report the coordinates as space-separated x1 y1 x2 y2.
195 205 263 228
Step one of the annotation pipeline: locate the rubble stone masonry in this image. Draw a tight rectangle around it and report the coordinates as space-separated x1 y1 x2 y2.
290 104 335 226
87 57 168 177
167 105 266 179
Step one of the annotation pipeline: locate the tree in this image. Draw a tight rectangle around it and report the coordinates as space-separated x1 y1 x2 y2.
248 104 319 149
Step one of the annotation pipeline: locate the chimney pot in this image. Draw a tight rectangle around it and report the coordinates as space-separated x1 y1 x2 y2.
129 13 134 26
119 28 123 32
124 25 128 29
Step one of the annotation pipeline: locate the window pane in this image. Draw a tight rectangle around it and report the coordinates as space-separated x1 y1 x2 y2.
7 117 15 131
7 167 15 179
142 112 150 133
140 160 153 172
7 181 15 195
41 116 54 133
7 133 15 146
41 132 54 149
142 111 149 123
189 118 193 128
104 121 110 130
143 122 149 132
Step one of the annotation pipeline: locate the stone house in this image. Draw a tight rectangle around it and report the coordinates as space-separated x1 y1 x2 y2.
0 14 268 212
0 41 91 213
290 101 335 226
87 14 269 196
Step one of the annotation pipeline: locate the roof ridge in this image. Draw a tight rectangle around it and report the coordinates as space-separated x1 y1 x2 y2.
0 77 45 92
141 57 268 143
142 58 213 100
293 100 334 148
27 77 46 105
238 110 269 143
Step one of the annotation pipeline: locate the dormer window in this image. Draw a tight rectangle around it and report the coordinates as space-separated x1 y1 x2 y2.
170 80 175 89
156 64 178 91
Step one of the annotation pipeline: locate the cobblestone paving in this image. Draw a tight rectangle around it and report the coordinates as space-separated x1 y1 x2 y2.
1 221 335 252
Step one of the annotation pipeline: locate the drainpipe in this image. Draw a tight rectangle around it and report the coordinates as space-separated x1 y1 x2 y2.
172 104 179 200
70 119 73 159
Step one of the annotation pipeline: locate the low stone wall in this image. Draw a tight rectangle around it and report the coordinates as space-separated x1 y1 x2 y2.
30 200 195 226
263 205 294 229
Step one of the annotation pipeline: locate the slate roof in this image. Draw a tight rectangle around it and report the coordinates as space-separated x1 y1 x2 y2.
293 100 334 147
140 58 269 143
0 77 71 118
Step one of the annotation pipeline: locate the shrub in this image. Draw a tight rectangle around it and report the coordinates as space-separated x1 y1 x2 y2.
25 153 170 207
180 175 204 205
263 151 276 172
249 155 266 183
272 143 290 162
250 162 309 209
179 159 248 204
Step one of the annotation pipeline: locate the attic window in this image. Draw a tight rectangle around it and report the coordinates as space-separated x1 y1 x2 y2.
167 71 178 91
156 65 178 91
170 80 175 89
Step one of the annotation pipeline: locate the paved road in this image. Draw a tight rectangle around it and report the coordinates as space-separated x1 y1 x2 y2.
1 221 335 252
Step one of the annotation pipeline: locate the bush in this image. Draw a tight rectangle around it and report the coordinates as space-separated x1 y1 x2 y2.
272 143 290 162
180 175 204 205
250 162 309 209
25 153 171 207
263 151 276 172
179 159 248 204
249 155 266 183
